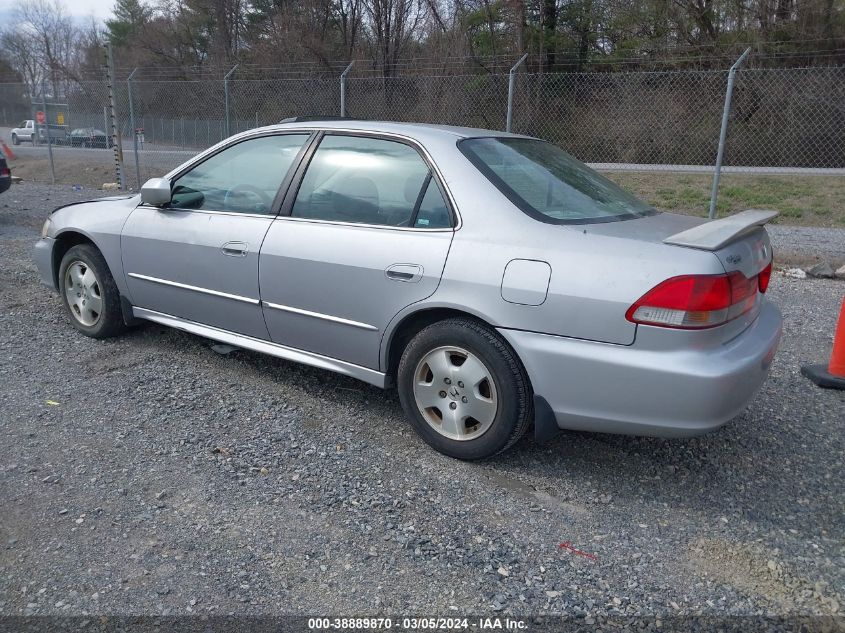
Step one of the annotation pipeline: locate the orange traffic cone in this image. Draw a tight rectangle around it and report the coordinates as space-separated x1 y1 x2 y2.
802 295 845 390
1 140 15 160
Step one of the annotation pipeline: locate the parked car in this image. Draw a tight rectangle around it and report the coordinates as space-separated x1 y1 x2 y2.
0 147 10 193
32 120 782 459
69 127 112 148
11 119 35 145
10 120 68 145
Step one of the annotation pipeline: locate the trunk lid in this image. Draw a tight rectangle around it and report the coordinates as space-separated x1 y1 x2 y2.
584 210 776 340
584 210 775 278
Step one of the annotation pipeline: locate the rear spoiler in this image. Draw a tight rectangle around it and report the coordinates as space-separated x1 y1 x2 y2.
663 209 778 251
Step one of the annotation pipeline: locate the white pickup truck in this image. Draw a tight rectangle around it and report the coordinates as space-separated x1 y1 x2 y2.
11 120 36 145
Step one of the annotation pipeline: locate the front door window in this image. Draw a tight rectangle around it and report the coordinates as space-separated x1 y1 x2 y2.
170 134 310 215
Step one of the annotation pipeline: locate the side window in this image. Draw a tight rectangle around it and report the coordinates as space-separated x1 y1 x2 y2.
170 134 309 215
413 178 451 228
292 135 442 227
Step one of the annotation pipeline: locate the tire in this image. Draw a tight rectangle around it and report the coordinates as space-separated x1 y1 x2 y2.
11 134 18 146
397 318 533 460
58 244 128 339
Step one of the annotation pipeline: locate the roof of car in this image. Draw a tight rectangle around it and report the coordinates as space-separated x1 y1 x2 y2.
268 118 521 142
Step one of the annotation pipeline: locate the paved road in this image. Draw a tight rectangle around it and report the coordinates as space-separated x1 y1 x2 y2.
590 163 845 176
0 184 842 627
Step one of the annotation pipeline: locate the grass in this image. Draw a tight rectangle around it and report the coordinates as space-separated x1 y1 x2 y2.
604 172 845 228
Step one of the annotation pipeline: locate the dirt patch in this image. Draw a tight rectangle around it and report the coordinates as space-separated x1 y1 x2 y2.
6 156 117 189
688 538 842 614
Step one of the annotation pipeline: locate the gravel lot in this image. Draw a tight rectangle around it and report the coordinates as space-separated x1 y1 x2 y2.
1 184 843 626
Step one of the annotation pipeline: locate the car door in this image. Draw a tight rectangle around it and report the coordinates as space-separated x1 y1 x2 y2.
259 132 456 370
121 132 312 339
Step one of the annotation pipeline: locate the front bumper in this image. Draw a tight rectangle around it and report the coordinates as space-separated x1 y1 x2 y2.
33 237 57 291
498 300 783 437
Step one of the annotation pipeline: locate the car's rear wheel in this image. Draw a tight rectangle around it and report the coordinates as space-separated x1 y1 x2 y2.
11 134 18 145
397 318 532 460
58 244 127 339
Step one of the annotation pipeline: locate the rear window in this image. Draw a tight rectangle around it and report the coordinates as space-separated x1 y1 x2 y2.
458 137 657 224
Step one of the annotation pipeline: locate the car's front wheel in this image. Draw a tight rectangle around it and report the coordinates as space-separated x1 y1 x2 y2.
397 318 533 460
58 244 128 339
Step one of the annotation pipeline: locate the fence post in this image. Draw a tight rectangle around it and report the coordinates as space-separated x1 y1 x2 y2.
709 47 750 220
40 82 55 185
340 61 354 117
104 42 125 189
506 53 528 133
223 64 238 138
127 68 141 189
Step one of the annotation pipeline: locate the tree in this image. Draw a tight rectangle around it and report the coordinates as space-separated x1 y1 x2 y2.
106 0 152 47
363 0 425 76
0 0 81 95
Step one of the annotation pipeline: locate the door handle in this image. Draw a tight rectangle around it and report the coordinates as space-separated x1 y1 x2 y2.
221 241 248 257
385 263 423 283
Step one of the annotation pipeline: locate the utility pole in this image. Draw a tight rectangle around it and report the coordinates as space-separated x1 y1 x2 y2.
104 42 125 189
41 81 55 185
127 68 141 189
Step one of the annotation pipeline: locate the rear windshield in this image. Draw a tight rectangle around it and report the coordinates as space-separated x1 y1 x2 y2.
458 137 657 224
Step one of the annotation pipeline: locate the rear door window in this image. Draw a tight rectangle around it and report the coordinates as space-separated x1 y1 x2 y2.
291 134 451 228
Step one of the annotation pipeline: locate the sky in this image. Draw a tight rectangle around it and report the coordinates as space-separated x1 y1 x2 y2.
0 0 113 23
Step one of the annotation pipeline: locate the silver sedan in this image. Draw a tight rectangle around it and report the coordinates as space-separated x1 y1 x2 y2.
33 120 782 459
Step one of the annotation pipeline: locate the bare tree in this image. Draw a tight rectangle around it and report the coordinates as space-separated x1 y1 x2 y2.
363 0 424 77
0 0 81 96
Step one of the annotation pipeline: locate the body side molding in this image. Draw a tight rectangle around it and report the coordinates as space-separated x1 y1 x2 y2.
261 301 379 331
128 273 260 304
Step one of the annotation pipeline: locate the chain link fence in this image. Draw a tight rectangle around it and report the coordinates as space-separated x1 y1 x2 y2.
0 66 842 191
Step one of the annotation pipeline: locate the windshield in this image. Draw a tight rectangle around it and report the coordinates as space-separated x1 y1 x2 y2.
458 137 657 224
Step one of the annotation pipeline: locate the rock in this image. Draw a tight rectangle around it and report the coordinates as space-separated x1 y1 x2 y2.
806 262 835 278
497 566 510 577
782 268 807 279
101 182 120 190
835 264 845 280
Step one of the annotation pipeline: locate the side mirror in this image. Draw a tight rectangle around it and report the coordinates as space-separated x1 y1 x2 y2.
141 178 172 206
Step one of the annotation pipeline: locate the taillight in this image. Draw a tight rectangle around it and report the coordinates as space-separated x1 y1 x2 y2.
758 261 772 293
627 267 766 330
0 167 9 177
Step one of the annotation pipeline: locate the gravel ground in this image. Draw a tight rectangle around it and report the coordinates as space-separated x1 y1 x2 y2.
768 225 845 267
1 184 843 626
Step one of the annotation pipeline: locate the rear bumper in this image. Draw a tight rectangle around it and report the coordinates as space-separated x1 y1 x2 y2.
0 176 9 194
33 237 57 291
498 300 782 437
